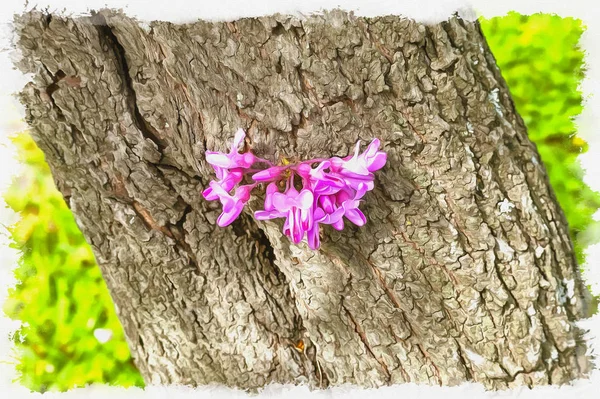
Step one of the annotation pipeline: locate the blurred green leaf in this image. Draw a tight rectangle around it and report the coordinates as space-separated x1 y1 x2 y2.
3 133 144 392
481 13 600 266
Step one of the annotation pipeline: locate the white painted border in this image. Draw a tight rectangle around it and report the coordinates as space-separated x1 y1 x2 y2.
1 1 599 398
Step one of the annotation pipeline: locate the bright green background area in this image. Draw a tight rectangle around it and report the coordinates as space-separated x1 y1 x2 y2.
3 13 599 392
481 14 599 267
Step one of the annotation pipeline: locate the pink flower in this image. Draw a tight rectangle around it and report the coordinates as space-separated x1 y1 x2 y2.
306 206 345 249
262 182 279 212
318 183 368 231
256 185 314 244
252 166 287 182
361 138 387 172
330 139 387 190
205 129 255 176
208 181 255 227
203 129 386 250
296 161 345 195
332 139 387 174
339 183 369 227
202 168 244 201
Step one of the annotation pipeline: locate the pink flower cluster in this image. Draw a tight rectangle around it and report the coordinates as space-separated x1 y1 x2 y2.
202 129 387 250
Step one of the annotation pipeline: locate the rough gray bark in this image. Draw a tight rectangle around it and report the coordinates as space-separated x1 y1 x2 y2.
13 8 593 390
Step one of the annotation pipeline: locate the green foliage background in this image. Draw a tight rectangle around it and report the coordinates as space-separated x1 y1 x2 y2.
480 13 600 266
3 134 144 391
2 13 599 392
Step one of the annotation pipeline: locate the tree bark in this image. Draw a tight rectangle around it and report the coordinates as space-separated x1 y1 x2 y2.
13 8 592 390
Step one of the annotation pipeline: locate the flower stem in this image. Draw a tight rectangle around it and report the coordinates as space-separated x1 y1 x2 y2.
253 157 275 167
301 158 328 164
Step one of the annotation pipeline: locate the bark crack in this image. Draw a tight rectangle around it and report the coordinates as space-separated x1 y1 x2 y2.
92 12 167 153
341 302 392 383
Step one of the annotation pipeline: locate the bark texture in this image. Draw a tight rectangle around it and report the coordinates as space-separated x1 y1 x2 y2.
13 9 593 390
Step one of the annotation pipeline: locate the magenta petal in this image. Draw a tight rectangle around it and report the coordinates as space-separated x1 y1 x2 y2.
221 197 236 213
202 186 218 201
315 207 334 224
367 152 387 172
323 207 345 224
287 185 300 196
295 163 312 179
242 152 256 167
316 185 343 196
290 209 304 244
313 176 344 195
332 218 344 231
251 169 271 182
217 203 244 227
343 177 374 191
355 183 369 199
314 207 326 221
345 208 367 226
267 182 279 194
209 179 229 193
339 168 373 179
272 192 292 212
235 185 254 202
301 207 313 231
351 141 361 159
221 179 238 193
254 211 270 220
264 182 279 211
229 152 254 169
307 223 320 250
214 166 226 180
228 168 245 180
315 160 331 174
220 171 244 192
252 166 285 182
232 128 246 149
286 210 295 241
296 190 314 209
208 181 236 212
319 195 335 213
365 139 380 158
283 217 290 236
206 152 232 168
336 189 351 204
254 210 285 220
208 180 225 194
329 157 344 172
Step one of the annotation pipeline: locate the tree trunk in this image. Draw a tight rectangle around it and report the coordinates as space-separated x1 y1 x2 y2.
13 9 592 390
